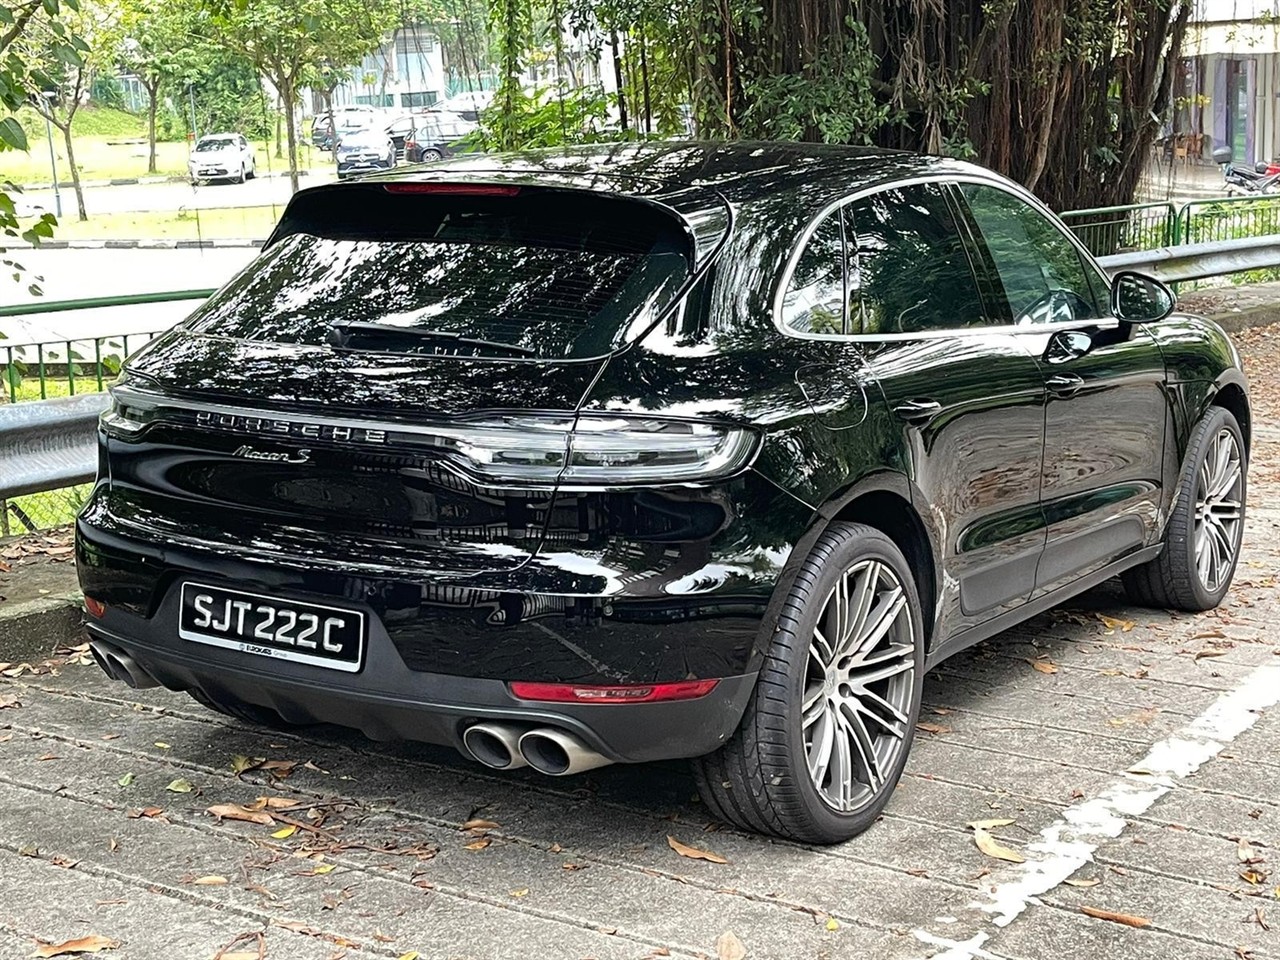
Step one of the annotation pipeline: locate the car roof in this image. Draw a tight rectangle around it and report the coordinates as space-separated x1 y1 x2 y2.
369 140 987 206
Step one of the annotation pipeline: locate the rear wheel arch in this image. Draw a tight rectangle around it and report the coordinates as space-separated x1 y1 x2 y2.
829 490 939 653
1210 381 1251 456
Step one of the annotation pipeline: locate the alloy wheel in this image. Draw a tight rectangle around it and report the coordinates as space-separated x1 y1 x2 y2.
1194 428 1244 593
803 558 915 813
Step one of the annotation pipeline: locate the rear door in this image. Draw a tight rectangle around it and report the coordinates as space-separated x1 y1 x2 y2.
839 183 1049 639
955 181 1168 594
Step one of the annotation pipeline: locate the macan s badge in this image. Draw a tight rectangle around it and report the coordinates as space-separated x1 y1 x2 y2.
231 445 312 463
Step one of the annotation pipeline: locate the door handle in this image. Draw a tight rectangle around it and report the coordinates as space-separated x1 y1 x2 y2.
893 399 943 423
1046 373 1085 396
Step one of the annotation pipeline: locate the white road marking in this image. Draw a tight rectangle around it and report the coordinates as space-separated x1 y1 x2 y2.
913 660 1280 957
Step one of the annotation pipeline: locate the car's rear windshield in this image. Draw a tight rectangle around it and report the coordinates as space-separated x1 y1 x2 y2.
182 186 693 360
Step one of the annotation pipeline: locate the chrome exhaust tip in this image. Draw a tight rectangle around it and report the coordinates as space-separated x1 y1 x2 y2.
88 640 159 690
462 722 529 770
518 727 612 776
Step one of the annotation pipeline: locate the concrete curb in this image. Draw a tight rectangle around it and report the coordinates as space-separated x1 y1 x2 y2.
37 238 265 250
1209 301 1280 334
19 169 312 191
0 591 84 660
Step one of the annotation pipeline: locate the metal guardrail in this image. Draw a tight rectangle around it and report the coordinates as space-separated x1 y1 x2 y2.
0 288 216 319
1096 235 1280 283
0 392 107 500
1061 202 1180 258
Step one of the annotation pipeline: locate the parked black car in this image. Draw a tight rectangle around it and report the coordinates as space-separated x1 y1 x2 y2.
78 143 1250 843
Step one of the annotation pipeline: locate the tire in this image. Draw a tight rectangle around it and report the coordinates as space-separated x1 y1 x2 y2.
693 522 924 843
236 165 246 184
246 163 255 180
188 687 302 729
421 148 443 162
1123 406 1247 611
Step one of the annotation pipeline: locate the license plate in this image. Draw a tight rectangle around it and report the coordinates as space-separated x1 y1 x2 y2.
178 583 364 672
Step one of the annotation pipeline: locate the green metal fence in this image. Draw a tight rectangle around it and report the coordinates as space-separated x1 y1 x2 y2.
1 288 214 404
1179 195 1280 244
1060 202 1180 258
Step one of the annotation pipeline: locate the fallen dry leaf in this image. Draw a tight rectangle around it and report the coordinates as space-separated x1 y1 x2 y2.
463 837 491 851
165 778 194 794
1240 869 1269 885
967 818 1016 831
31 935 121 957
206 804 274 826
668 835 728 864
1080 906 1151 928
1194 649 1229 661
509 888 529 898
715 931 747 960
462 819 500 832
973 827 1025 863
125 806 165 820
230 755 264 776
916 722 951 735
191 875 228 886
271 825 298 840
1097 614 1135 633
1064 878 1102 888
396 953 420 960
1027 658 1059 674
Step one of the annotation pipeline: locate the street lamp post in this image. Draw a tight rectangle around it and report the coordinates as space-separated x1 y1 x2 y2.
41 91 62 219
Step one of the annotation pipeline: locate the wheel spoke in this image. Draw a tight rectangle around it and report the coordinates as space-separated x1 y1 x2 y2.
824 572 851 655
848 650 915 687
801 681 825 719
841 588 906 662
1211 460 1241 501
838 703 884 791
807 705 835 784
812 628 835 665
830 717 855 806
852 695 908 739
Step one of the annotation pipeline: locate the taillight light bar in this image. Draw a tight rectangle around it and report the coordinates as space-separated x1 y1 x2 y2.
383 183 521 196
509 679 719 704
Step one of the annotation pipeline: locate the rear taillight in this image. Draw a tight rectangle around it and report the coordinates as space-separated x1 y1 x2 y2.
100 394 154 439
444 415 757 487
383 183 520 196
509 679 718 703
84 597 106 618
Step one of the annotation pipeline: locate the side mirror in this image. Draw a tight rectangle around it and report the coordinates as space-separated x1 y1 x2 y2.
1110 271 1176 324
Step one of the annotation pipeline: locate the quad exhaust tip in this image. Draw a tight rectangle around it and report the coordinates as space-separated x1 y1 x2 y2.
462 722 529 771
517 727 612 776
88 640 160 690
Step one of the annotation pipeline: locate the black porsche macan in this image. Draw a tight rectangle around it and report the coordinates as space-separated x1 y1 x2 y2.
77 143 1251 843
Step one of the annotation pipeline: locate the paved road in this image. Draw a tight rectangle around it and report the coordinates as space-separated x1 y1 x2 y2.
0 248 257 344
18 169 338 218
0 332 1277 960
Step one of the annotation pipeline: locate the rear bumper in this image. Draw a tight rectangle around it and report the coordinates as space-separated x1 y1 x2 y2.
83 616 755 763
76 489 771 761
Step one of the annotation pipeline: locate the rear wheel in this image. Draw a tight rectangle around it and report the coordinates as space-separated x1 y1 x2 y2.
236 164 246 184
693 522 924 843
420 148 443 162
188 687 302 729
1123 406 1246 611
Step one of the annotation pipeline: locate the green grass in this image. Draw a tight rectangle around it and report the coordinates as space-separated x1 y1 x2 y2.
2 106 323 184
45 204 281 240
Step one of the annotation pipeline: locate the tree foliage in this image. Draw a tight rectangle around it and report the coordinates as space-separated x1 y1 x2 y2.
487 0 1187 211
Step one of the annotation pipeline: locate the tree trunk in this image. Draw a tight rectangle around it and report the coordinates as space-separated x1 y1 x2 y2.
281 80 300 193
609 30 627 130
59 121 87 221
146 80 159 175
275 110 283 160
322 87 339 170
639 28 652 134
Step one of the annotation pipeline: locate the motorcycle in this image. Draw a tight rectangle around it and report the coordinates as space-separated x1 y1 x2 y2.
1213 145 1280 196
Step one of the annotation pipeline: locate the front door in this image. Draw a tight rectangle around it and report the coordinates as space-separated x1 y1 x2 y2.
956 182 1168 596
842 183 1049 639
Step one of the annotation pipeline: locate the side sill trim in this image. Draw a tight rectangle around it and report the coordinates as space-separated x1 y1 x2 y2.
925 544 1162 671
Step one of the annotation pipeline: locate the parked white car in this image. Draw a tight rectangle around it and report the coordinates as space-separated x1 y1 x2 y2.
189 134 256 185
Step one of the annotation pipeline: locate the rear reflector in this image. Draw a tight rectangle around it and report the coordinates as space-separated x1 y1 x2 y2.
84 596 107 618
509 679 718 704
383 183 521 196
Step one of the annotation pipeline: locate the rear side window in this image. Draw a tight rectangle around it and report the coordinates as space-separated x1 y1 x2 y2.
183 188 692 360
844 184 988 334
